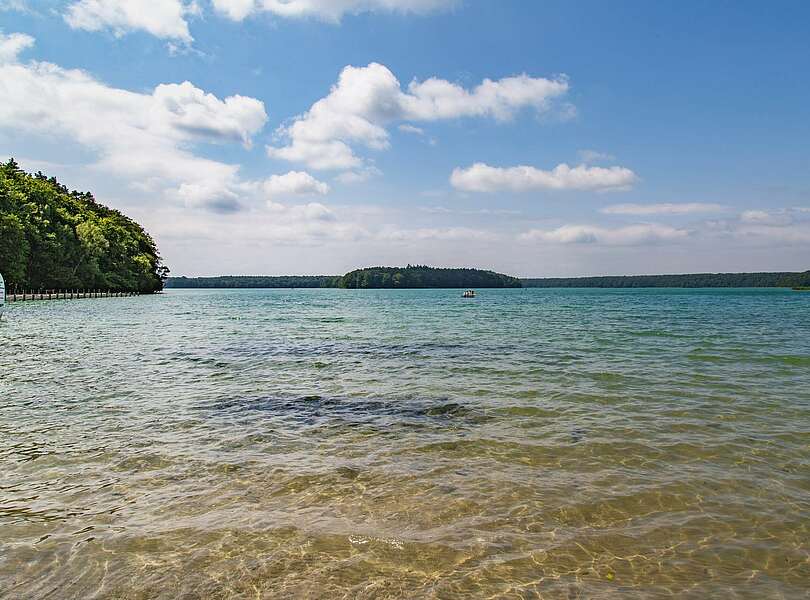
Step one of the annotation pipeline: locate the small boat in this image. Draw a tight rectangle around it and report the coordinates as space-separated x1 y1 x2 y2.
0 273 5 319
462 289 476 298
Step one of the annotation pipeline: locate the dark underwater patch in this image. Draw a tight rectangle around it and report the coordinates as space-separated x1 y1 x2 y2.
200 394 487 429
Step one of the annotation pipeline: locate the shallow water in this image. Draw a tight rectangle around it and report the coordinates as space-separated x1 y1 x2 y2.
1 288 808 599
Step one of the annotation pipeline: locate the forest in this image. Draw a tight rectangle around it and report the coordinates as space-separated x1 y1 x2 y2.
0 159 168 293
168 269 810 289
522 272 810 288
167 267 521 289
166 275 341 288
339 266 522 289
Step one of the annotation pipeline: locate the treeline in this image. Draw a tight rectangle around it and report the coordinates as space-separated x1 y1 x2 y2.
340 266 522 289
166 275 341 288
168 267 522 289
521 272 810 288
166 269 810 290
0 159 168 293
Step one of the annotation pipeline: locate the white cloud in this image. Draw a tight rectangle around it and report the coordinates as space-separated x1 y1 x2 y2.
450 162 637 193
174 180 242 213
0 31 33 63
0 33 269 212
64 0 198 42
601 202 726 215
334 166 382 184
740 209 784 224
732 221 810 244
268 62 569 171
212 0 457 22
386 226 498 242
0 1 36 14
263 171 330 197
211 0 256 20
154 82 267 147
0 36 367 254
520 223 688 245
398 124 425 135
292 202 336 221
156 203 367 247
404 73 570 121
740 207 810 227
419 205 521 216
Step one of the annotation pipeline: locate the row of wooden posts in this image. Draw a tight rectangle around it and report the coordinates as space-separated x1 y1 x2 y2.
7 290 140 302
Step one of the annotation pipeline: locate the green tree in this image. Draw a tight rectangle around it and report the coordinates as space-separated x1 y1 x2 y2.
0 159 168 292
0 213 28 287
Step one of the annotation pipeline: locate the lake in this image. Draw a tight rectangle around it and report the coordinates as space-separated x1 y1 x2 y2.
1 288 808 598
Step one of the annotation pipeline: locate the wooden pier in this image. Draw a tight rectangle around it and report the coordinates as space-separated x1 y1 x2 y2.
7 290 140 302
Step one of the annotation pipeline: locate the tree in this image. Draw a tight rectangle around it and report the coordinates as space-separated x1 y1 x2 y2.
0 159 167 292
0 213 28 287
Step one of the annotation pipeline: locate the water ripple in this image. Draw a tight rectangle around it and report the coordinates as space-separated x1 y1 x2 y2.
1 288 808 598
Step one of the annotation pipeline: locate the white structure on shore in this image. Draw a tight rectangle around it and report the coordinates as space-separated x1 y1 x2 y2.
0 273 5 318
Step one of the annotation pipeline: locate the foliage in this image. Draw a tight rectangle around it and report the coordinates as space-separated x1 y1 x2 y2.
165 275 341 288
522 272 810 288
167 269 810 291
0 159 168 292
339 265 523 289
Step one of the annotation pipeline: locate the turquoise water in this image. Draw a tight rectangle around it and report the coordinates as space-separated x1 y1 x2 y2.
1 288 808 598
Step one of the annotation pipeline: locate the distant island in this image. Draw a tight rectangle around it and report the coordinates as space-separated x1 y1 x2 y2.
339 266 522 289
167 266 521 289
0 160 168 293
167 269 810 289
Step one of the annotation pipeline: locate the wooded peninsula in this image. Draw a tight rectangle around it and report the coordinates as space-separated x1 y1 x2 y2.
0 160 167 293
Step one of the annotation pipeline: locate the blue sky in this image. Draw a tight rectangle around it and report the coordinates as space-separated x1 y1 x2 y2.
1 0 809 276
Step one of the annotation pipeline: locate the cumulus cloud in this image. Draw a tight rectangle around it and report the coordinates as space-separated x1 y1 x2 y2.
212 0 457 22
520 224 688 245
267 62 570 171
0 33 269 212
153 82 267 147
601 202 726 215
450 162 637 193
0 33 372 251
0 31 33 63
263 171 330 197
64 0 199 42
